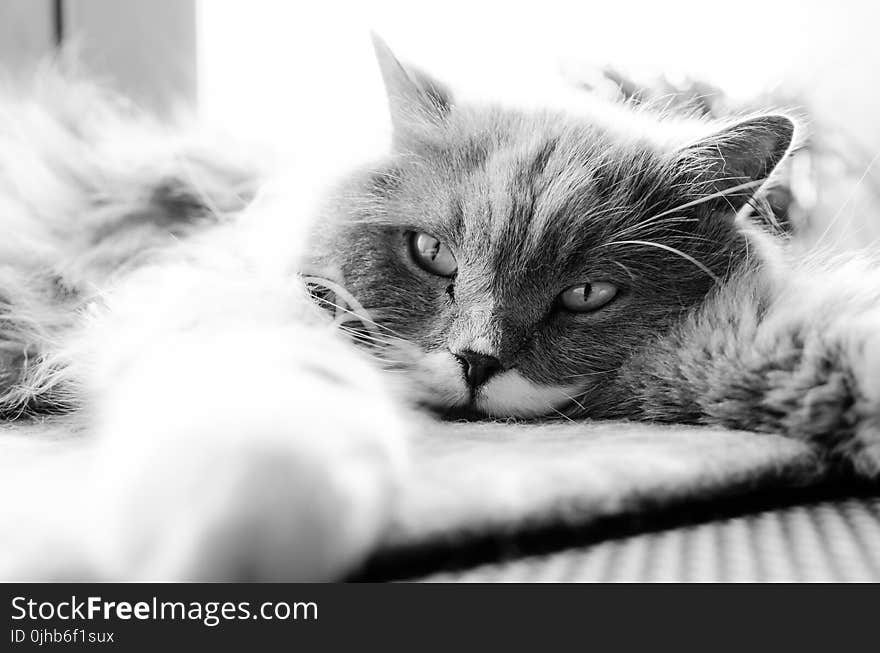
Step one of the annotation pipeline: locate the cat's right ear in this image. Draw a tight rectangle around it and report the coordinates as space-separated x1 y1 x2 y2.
371 33 453 145
674 114 797 211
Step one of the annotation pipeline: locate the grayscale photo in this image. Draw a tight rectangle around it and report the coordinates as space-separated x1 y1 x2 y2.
1 0 879 588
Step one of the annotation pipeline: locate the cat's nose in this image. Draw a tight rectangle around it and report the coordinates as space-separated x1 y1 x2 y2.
454 350 502 388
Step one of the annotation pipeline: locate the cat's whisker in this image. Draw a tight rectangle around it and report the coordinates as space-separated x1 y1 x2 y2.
556 389 586 413
326 302 404 337
336 324 403 348
606 215 701 242
336 328 389 346
605 177 766 244
563 369 617 379
331 307 405 339
601 239 721 283
332 330 417 367
302 275 406 340
643 178 766 223
812 146 880 250
319 301 383 335
609 260 637 282
337 334 407 354
545 401 575 423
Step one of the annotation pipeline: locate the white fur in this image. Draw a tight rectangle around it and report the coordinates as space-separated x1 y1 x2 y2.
413 350 472 408
0 71 414 580
3 202 413 580
75 186 416 579
478 371 580 417
394 346 580 418
86 326 407 580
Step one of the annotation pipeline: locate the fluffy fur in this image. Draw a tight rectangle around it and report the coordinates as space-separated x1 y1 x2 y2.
0 65 410 580
2 41 880 580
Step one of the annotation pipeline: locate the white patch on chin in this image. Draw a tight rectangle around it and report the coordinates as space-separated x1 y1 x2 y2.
476 370 580 417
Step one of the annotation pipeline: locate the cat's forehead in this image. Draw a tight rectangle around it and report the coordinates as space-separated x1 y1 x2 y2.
416 109 672 280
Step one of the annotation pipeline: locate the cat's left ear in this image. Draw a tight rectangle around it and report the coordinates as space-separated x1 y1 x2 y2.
371 33 453 145
675 114 797 209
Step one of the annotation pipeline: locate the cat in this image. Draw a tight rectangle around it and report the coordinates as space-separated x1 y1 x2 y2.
314 39 880 476
1 37 879 580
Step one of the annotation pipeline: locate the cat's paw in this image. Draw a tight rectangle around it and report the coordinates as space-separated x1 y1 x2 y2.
851 436 880 477
846 322 880 477
83 328 408 580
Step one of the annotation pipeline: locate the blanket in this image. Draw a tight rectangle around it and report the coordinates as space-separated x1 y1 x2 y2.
358 421 825 578
0 419 827 580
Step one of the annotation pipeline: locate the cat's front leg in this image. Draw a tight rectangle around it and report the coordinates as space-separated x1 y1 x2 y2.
82 324 408 581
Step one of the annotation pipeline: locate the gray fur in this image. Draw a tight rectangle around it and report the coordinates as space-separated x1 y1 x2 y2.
315 46 783 394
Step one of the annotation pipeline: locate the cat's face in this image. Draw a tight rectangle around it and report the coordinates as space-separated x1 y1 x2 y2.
315 38 794 419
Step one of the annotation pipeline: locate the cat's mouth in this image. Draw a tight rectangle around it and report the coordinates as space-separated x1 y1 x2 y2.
405 350 581 419
424 369 582 420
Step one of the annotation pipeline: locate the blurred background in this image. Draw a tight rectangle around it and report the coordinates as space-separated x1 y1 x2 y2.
2 0 880 244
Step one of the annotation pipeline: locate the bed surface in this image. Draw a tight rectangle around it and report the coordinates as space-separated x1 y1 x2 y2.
3 417 876 582
372 490 880 582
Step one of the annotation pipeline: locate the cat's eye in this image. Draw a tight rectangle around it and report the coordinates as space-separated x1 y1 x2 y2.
558 282 618 313
407 231 458 277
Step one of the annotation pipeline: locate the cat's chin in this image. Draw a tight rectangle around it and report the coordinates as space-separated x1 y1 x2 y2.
477 371 581 417
425 370 582 420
